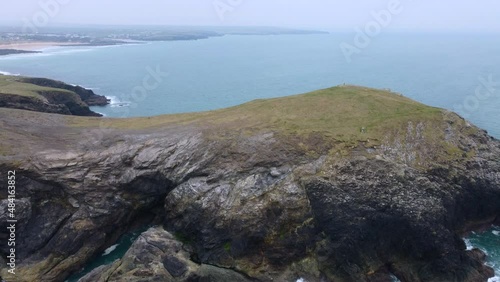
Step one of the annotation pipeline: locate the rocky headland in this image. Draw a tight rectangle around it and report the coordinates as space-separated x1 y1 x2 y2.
0 85 498 282
0 75 109 116
0 49 41 56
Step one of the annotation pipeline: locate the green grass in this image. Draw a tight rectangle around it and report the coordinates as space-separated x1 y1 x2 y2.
0 75 74 100
3 84 472 165
67 85 471 166
68 85 443 141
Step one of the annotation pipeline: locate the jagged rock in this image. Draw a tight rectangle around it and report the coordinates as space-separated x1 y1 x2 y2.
0 86 498 282
78 227 254 282
19 77 109 106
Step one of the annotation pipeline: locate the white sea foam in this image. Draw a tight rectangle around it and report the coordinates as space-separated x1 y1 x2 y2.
296 278 306 282
56 48 94 54
107 95 131 107
0 46 96 61
70 83 99 91
102 244 119 256
0 52 53 60
488 275 500 282
0 70 20 76
464 229 499 281
94 112 107 117
464 238 474 250
68 82 101 91
390 274 402 282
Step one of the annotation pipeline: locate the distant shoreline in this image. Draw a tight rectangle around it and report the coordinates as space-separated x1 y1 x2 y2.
0 41 138 56
0 28 329 56
0 49 41 56
0 41 91 51
0 42 87 57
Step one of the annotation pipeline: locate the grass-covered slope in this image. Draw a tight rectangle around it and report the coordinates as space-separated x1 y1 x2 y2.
70 85 442 133
0 85 479 166
66 85 470 164
0 74 68 99
0 74 107 116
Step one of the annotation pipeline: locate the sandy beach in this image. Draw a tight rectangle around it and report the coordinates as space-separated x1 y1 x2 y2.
0 41 84 51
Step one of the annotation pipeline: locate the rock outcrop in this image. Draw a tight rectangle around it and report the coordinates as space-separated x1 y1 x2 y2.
0 86 498 282
78 226 255 282
0 75 109 116
0 49 41 56
19 77 109 106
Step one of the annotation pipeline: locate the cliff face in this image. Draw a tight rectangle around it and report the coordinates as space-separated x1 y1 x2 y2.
0 75 109 116
0 86 499 282
19 77 109 106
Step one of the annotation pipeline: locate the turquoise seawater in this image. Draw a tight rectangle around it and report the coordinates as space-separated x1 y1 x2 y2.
465 226 500 282
0 33 499 137
64 226 151 282
0 33 499 280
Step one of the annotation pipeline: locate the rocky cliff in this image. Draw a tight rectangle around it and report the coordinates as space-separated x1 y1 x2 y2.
0 49 41 56
0 75 109 116
0 86 498 282
19 77 109 107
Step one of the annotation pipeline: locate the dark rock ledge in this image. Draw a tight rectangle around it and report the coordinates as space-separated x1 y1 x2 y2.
0 75 109 116
0 49 41 56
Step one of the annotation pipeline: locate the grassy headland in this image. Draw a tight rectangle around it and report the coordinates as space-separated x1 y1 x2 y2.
0 75 73 100
0 74 108 117
1 84 477 166
68 85 445 141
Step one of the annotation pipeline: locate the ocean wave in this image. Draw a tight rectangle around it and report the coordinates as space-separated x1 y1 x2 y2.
0 47 95 61
94 112 107 117
464 227 499 281
464 238 474 250
0 52 53 60
0 70 20 76
53 48 94 55
107 95 131 107
489 275 499 282
102 244 119 256
69 83 99 90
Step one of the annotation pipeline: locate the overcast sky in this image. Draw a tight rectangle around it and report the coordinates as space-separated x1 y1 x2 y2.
1 0 499 32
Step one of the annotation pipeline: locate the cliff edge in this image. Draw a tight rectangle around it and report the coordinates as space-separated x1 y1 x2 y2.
0 86 498 282
0 75 109 116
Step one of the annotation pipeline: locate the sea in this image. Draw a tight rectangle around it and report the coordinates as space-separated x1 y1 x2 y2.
0 32 498 281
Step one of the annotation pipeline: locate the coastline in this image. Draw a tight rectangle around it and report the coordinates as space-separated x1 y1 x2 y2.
0 41 88 58
0 42 138 57
0 40 146 58
0 70 20 76
0 41 89 51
